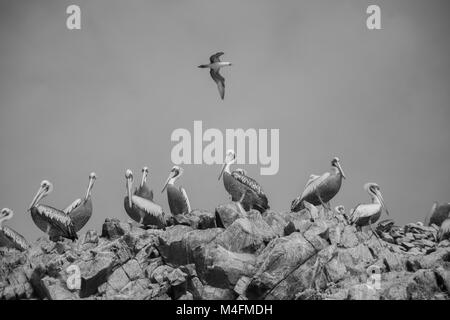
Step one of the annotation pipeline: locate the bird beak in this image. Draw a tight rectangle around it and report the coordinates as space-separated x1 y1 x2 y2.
218 162 227 181
29 186 45 211
337 162 346 179
162 171 174 193
85 176 96 200
376 191 389 216
141 170 148 187
126 176 133 208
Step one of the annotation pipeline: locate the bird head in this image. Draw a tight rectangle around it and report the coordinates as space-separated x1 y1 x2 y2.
331 157 346 179
29 180 53 210
162 166 184 193
0 208 13 221
218 150 236 180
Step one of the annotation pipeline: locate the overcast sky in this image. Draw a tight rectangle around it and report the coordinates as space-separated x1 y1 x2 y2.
1 0 449 241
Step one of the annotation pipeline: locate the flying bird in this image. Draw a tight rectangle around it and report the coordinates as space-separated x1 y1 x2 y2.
218 150 270 213
291 157 346 212
134 167 154 201
198 52 232 100
0 208 29 251
162 166 191 216
124 169 167 228
29 180 78 241
63 172 97 232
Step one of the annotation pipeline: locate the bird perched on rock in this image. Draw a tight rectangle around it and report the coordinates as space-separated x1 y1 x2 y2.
219 150 269 214
291 157 346 212
198 52 232 100
162 166 191 216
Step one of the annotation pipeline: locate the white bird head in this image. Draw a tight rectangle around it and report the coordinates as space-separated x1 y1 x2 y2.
162 166 184 193
331 157 346 179
29 180 53 210
0 208 13 221
218 150 237 180
364 182 389 216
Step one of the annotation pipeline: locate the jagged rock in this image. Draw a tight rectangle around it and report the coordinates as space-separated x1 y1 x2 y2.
157 226 222 266
41 276 76 300
195 243 256 289
151 265 174 284
101 218 131 240
174 210 216 229
262 211 288 236
107 267 130 292
215 203 246 228
188 276 204 300
348 284 380 300
234 276 251 296
167 268 188 299
201 285 236 300
246 232 328 299
178 292 194 300
144 258 163 279
215 211 276 254
340 225 359 248
78 252 116 298
122 259 143 281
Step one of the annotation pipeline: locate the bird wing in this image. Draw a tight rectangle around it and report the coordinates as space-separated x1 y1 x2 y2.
0 226 29 250
63 198 82 215
210 69 225 100
180 187 191 214
131 195 164 219
300 173 330 199
231 171 266 198
33 205 77 239
438 219 450 241
350 203 381 223
209 52 224 63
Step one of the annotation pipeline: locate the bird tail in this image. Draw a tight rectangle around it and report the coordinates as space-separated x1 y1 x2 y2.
253 195 270 214
198 64 209 68
291 197 304 212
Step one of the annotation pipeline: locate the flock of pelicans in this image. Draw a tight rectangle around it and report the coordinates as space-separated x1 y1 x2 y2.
1 149 449 253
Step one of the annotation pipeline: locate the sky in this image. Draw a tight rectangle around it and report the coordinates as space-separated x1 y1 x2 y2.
0 0 449 241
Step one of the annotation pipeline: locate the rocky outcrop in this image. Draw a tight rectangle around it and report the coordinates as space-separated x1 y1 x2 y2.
1 204 449 300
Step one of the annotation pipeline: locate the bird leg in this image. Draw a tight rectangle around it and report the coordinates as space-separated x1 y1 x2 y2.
235 191 247 216
316 191 331 212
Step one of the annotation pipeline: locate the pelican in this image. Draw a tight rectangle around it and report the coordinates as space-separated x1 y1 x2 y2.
134 166 153 201
161 166 191 216
0 208 29 251
198 52 232 100
426 202 450 227
29 180 78 241
63 172 96 232
218 150 270 213
124 169 167 228
438 218 450 242
349 183 389 229
291 157 346 212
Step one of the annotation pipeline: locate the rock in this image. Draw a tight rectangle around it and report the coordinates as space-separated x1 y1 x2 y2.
340 225 359 248
41 277 76 300
234 276 251 296
246 232 328 299
188 276 204 300
107 267 130 292
101 218 131 240
167 268 188 299
215 211 276 254
406 269 443 299
157 226 222 266
215 203 246 228
178 292 194 300
201 285 236 300
78 252 116 298
195 244 256 289
174 210 216 229
348 284 380 300
262 211 288 236
122 259 143 281
151 265 174 284
144 258 163 279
